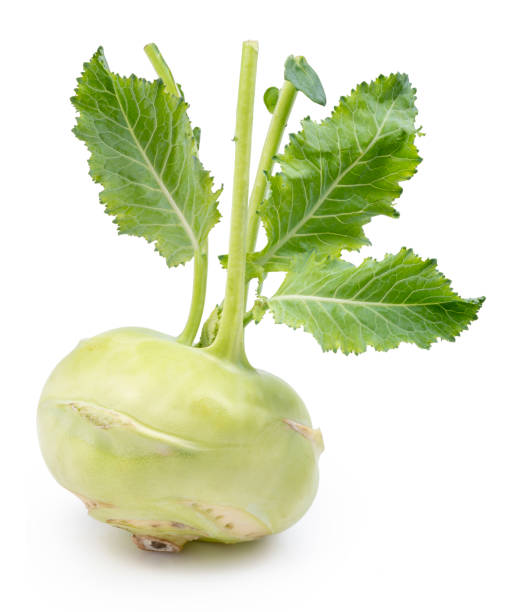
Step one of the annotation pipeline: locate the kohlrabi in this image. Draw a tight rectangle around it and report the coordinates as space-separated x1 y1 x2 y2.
38 41 483 552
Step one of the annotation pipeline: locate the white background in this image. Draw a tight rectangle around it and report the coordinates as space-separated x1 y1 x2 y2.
3 0 513 610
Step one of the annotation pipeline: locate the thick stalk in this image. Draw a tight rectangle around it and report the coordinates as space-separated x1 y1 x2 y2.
199 79 297 344
246 80 297 254
207 41 258 366
145 43 207 345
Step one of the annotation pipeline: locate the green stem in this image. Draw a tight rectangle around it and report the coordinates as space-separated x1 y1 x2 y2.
198 77 297 346
243 310 253 327
243 80 297 316
144 43 180 97
144 43 208 345
207 41 258 366
176 247 208 345
246 80 297 255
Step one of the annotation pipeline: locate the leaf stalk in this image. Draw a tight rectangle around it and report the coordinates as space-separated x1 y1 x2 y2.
176 248 208 345
144 43 180 97
246 79 297 255
145 42 208 344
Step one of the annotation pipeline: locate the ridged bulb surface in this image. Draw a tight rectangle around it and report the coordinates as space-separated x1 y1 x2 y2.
38 328 323 551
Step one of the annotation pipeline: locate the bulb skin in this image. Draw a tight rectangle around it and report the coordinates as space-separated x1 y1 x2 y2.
38 327 323 551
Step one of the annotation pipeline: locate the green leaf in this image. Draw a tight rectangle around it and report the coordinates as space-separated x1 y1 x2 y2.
284 56 326 105
264 86 279 113
72 47 221 267
251 73 421 273
268 249 484 354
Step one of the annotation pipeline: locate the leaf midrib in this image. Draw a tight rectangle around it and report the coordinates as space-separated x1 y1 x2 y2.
257 98 399 264
110 76 199 253
270 294 461 308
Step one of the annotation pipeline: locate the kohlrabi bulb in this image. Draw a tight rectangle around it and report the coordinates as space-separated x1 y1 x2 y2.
38 328 323 552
